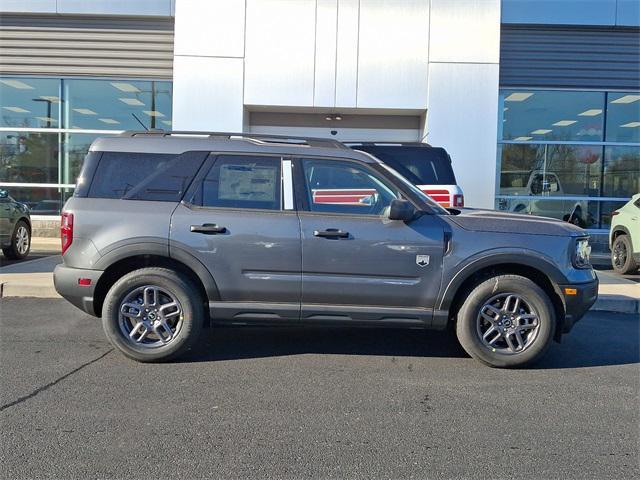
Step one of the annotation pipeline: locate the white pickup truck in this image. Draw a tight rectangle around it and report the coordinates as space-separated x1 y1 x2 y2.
498 170 593 227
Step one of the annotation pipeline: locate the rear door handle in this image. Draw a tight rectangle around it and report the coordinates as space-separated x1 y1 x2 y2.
313 228 349 238
190 223 227 234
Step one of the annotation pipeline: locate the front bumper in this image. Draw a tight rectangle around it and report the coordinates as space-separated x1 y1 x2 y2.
558 277 599 334
53 264 104 317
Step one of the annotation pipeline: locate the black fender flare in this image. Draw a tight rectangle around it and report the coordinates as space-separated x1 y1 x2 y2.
437 249 568 312
93 239 220 302
611 225 632 250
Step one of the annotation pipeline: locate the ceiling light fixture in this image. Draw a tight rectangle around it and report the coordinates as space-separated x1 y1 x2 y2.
0 79 34 89
35 116 56 122
621 122 640 128
611 94 640 104
531 129 552 134
161 120 172 126
143 110 164 117
552 120 577 127
99 118 120 124
39 95 60 103
578 109 602 116
119 98 144 106
111 82 141 93
2 106 30 113
73 108 97 115
505 92 534 102
513 136 532 141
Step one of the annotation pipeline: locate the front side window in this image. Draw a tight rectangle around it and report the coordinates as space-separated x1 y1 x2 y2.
194 155 281 211
301 159 397 215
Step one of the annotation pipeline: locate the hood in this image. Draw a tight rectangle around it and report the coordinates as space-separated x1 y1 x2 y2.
447 209 585 237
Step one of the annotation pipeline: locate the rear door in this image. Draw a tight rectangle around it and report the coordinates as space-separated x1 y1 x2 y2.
170 153 301 322
295 157 445 326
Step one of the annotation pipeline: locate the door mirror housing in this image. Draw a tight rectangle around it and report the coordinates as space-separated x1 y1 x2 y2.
0 189 8 199
388 199 416 222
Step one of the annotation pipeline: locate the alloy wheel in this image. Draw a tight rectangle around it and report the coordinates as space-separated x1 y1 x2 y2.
15 225 29 255
118 285 184 349
613 240 627 270
476 293 540 354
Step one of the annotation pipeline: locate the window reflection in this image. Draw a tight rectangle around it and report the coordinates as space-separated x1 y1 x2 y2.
0 78 60 128
499 144 601 197
501 90 604 142
603 146 640 197
0 187 72 215
606 92 640 143
0 132 59 184
65 79 172 131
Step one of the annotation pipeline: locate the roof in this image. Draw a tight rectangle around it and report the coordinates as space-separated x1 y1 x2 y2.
90 130 380 163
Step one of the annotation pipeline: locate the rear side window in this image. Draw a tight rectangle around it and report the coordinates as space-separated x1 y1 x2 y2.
87 151 207 201
355 146 456 185
190 155 281 211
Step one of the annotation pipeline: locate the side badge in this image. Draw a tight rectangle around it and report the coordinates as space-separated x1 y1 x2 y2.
416 255 430 267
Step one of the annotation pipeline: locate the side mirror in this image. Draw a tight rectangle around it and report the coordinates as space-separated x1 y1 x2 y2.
388 199 416 222
0 189 8 199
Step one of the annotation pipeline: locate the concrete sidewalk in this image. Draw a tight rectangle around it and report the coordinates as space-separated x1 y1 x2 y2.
1 238 639 313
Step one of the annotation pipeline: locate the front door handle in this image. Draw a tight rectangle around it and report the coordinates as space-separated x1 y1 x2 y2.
313 228 349 238
190 223 227 234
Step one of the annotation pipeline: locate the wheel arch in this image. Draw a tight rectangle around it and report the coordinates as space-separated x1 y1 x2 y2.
92 252 219 319
441 257 566 341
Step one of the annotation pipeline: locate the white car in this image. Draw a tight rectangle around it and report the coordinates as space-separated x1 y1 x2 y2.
610 193 640 274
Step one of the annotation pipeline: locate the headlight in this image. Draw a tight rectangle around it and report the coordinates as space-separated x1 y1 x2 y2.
573 238 591 268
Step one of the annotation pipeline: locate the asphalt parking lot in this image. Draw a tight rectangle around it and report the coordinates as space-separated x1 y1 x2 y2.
0 298 638 479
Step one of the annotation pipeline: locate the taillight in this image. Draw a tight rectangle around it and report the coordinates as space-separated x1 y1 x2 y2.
453 194 464 208
61 212 74 255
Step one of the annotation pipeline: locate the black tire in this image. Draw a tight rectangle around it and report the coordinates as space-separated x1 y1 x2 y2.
102 267 205 362
2 219 31 260
455 275 556 368
611 234 638 275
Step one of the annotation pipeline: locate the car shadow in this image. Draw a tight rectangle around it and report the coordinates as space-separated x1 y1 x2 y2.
179 312 639 369
181 325 467 363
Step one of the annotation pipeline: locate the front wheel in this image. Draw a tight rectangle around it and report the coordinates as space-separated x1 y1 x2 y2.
102 267 204 362
456 275 556 368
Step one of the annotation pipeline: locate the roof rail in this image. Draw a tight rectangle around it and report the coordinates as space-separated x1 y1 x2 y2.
118 130 349 149
344 141 432 147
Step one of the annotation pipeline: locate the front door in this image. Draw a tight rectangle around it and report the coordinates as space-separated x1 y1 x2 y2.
295 158 445 326
170 154 301 322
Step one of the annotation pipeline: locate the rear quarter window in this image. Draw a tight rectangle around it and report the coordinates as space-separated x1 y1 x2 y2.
355 146 457 186
86 151 207 201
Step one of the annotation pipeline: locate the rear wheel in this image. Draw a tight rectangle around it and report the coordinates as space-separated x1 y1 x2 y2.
456 275 555 368
2 220 30 260
102 267 204 362
611 234 638 274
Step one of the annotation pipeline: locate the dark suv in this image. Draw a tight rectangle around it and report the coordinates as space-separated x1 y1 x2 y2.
54 131 598 368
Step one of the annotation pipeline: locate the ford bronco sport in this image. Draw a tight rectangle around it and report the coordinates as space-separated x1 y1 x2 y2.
54 131 598 368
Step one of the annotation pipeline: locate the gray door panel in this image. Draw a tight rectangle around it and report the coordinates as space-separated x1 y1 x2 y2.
300 213 445 313
170 203 301 305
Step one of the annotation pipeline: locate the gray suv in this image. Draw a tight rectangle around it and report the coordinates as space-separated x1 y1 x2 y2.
54 131 598 368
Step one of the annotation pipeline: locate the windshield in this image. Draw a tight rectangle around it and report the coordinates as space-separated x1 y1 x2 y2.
355 145 457 185
378 163 450 215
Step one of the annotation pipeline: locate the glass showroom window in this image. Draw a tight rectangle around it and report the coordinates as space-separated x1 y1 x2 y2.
0 76 172 215
496 89 640 230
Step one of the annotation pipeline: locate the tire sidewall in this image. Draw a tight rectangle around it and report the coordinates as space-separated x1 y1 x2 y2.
102 269 202 362
7 220 31 259
612 235 635 274
456 276 555 368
